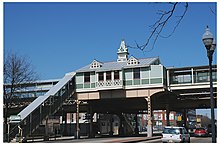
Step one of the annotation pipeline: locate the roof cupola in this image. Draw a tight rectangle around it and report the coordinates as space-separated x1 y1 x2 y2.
117 39 129 62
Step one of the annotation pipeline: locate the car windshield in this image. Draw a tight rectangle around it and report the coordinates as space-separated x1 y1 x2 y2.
163 128 180 134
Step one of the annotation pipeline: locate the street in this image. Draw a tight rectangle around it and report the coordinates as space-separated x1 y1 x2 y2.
142 137 213 143
32 136 213 143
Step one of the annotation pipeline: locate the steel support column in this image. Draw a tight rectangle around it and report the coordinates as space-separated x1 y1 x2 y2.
134 114 139 135
89 105 94 138
145 96 152 137
109 114 113 136
62 109 67 136
183 109 188 130
118 113 124 136
44 118 49 141
75 100 81 139
166 104 170 126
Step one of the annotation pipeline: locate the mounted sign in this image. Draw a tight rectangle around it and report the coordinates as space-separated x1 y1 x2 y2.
9 115 21 123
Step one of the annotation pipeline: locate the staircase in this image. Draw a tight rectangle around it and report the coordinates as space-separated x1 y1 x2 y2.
122 114 135 135
9 72 76 141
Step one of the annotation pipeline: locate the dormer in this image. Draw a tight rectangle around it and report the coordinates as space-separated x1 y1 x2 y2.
90 59 102 69
117 39 129 62
127 56 139 65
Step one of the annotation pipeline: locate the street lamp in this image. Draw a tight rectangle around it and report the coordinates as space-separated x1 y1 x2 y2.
202 26 216 143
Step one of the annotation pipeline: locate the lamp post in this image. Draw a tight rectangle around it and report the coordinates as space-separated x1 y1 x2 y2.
202 26 216 143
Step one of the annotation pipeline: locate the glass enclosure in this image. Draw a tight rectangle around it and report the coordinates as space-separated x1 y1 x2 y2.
169 65 217 85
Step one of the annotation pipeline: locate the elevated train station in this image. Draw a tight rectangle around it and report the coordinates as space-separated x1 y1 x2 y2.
4 40 217 142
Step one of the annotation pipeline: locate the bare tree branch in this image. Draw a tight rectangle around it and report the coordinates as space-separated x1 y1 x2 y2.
127 2 188 52
159 2 188 38
209 6 216 15
3 52 39 141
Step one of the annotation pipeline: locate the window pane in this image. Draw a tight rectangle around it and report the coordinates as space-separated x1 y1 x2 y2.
133 68 140 79
84 72 90 83
114 70 119 80
98 72 104 81
106 71 112 80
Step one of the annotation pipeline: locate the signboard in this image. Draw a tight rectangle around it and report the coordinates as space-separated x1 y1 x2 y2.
177 115 182 121
9 115 21 123
197 118 201 123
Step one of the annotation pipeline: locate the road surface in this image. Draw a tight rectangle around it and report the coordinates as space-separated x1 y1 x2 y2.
141 137 213 143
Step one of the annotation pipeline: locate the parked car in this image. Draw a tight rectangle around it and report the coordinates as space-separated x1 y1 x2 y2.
194 127 208 137
162 126 190 143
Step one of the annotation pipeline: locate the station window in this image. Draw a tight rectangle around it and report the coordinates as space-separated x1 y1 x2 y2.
98 72 104 81
84 72 90 83
133 68 140 79
71 113 74 122
106 71 112 80
114 70 120 80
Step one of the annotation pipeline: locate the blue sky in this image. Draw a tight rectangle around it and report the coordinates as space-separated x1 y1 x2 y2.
4 2 217 79
3 2 217 118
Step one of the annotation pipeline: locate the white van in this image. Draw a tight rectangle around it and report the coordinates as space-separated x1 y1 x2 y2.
162 126 190 143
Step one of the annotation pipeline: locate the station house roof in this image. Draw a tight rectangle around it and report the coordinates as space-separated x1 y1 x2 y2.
76 57 160 73
76 40 161 73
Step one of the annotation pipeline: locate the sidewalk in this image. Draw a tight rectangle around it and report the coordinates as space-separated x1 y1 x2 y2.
102 136 161 143
26 135 162 143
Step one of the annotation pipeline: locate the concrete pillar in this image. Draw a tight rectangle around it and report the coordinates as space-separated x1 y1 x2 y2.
166 104 170 126
145 96 153 137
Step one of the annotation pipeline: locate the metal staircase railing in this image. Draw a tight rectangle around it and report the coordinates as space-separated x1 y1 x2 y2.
122 114 135 135
9 72 76 141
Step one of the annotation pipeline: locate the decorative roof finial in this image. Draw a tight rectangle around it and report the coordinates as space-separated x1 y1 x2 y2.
117 39 129 62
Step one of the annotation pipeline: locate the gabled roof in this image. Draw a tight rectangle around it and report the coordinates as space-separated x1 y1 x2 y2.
76 57 160 73
90 59 103 69
127 55 139 65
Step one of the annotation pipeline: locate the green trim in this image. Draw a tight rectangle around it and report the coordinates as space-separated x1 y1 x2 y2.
91 83 95 88
150 78 162 84
124 68 132 73
125 80 132 86
84 83 90 88
142 79 149 84
91 71 95 75
141 67 150 71
76 73 83 77
76 84 83 89
134 79 140 85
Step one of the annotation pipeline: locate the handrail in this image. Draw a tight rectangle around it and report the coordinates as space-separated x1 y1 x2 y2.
9 73 76 141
